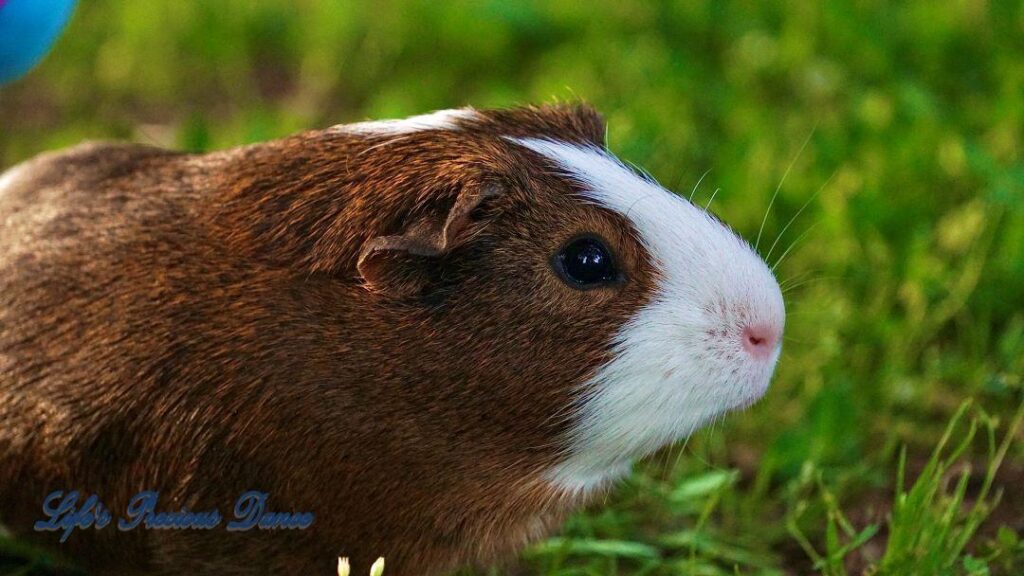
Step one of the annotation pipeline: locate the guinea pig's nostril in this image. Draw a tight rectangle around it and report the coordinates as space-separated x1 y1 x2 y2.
741 324 779 359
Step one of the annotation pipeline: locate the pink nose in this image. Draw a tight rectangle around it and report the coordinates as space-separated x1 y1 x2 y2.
741 324 780 359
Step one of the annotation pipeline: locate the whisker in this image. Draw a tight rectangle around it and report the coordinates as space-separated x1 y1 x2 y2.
689 168 712 202
690 424 719 470
772 220 821 273
779 268 829 292
755 127 816 252
764 167 837 263
782 275 841 294
624 158 659 185
779 270 816 290
781 306 834 317
672 434 693 475
704 187 722 210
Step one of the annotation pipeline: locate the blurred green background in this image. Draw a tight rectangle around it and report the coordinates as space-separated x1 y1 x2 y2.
1 1 1023 574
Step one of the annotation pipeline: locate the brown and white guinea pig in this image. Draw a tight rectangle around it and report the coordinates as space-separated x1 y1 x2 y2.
0 104 784 575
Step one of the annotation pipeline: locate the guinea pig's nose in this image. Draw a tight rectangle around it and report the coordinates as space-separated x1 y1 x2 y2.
741 323 781 359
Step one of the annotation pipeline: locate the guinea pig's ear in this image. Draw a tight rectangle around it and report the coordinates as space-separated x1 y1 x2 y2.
357 184 501 298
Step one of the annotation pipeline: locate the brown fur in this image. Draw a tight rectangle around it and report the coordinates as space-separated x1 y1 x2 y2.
0 104 656 575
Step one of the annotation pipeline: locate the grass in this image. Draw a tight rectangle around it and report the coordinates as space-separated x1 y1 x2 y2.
1 1 1023 574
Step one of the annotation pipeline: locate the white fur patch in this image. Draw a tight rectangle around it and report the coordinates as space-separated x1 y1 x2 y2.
336 108 478 135
511 138 785 495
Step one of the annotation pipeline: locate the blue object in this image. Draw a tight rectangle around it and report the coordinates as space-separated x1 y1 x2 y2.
0 0 77 84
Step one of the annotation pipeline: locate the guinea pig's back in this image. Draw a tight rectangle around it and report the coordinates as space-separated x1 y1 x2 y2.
0 142 201 362
0 142 359 573
0 141 200 393
0 142 193 261
0 143 240 554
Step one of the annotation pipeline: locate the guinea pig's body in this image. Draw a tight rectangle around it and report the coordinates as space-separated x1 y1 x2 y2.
0 105 784 575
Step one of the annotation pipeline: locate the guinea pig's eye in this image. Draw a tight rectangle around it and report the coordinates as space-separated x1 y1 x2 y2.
553 236 620 289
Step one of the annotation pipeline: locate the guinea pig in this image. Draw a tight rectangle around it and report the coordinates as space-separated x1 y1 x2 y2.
0 104 785 575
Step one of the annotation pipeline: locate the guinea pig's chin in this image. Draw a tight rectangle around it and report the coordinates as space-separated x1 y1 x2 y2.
545 342 782 496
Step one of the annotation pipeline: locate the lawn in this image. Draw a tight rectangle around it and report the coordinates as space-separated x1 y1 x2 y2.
1 1 1022 574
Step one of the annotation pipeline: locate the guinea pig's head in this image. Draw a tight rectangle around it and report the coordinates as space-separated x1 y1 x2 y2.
235 104 785 495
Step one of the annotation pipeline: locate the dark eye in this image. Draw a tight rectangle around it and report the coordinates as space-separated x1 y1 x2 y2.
554 236 620 288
